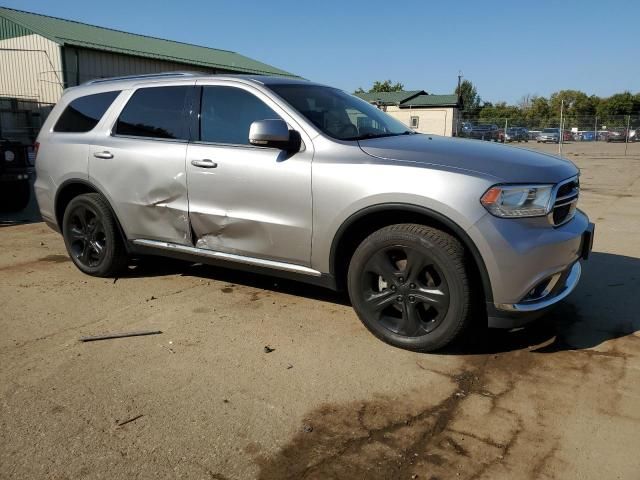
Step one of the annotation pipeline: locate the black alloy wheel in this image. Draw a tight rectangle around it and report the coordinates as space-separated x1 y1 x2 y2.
357 245 450 337
348 224 472 352
65 203 107 268
62 193 127 277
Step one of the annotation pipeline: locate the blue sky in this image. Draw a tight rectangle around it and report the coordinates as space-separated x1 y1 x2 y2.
3 0 637 103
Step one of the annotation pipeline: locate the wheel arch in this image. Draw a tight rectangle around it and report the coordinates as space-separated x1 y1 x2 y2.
329 203 493 303
54 179 130 249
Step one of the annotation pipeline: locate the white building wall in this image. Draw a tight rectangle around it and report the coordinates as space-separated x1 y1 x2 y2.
384 105 456 137
0 31 63 104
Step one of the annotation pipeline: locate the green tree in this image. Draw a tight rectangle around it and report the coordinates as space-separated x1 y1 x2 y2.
596 92 637 125
371 80 405 92
455 79 481 114
354 80 404 95
526 96 551 128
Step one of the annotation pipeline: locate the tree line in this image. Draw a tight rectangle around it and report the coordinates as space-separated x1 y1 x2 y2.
356 80 640 128
456 80 640 128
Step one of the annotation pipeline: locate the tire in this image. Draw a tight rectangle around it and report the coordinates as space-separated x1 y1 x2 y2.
62 193 128 277
347 224 471 352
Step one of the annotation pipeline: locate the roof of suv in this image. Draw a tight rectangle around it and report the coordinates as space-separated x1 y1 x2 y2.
85 72 315 86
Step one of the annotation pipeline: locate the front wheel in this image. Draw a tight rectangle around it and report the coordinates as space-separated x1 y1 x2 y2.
347 224 472 352
62 193 128 277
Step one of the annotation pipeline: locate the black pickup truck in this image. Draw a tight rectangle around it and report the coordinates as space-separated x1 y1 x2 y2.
0 139 32 212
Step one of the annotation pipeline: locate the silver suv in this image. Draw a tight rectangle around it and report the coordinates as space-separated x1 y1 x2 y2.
35 73 594 351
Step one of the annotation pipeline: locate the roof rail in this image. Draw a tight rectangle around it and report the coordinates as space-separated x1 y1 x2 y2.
84 71 200 85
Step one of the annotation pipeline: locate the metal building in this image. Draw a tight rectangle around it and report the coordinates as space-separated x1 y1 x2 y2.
0 6 295 145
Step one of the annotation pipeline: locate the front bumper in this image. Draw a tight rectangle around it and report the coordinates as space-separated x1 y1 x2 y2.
487 221 594 328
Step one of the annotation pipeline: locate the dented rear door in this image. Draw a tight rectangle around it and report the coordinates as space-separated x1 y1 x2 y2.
186 82 313 265
89 83 194 245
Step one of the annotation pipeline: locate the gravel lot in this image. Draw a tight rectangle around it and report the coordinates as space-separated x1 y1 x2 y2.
1 142 639 479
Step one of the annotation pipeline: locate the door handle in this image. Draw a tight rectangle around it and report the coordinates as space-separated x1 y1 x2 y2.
191 159 218 168
93 151 113 159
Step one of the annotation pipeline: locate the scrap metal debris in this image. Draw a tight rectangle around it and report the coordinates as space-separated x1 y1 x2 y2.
117 414 144 427
79 330 163 342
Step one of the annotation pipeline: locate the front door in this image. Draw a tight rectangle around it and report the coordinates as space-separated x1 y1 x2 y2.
186 82 313 266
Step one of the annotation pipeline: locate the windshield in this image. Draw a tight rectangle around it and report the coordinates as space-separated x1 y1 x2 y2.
267 84 413 141
543 128 559 133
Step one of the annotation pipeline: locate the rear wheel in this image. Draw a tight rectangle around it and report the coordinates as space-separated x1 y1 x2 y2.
62 193 127 277
347 224 471 352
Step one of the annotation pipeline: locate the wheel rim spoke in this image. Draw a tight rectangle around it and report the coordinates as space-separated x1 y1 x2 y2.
363 289 397 313
413 288 449 309
367 249 401 281
404 248 429 282
397 303 422 336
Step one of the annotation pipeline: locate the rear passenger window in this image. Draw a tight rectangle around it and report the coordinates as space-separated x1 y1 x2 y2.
53 91 120 133
115 86 190 140
200 86 281 145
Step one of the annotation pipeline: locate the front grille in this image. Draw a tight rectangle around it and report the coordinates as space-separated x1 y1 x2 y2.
550 177 579 226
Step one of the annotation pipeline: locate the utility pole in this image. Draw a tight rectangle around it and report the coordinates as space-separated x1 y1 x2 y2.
559 100 564 156
456 71 463 137
625 114 631 156
594 116 598 142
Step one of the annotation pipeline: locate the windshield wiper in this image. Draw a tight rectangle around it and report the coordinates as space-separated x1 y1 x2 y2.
345 131 416 141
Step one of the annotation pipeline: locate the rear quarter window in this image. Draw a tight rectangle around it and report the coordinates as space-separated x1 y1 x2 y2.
53 91 120 133
114 86 190 140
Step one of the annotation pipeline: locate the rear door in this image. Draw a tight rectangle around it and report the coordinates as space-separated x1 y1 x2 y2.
186 81 313 265
89 82 195 245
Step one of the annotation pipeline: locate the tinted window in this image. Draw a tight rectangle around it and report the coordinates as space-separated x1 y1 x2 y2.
268 84 410 140
54 91 120 133
115 86 190 140
200 86 281 145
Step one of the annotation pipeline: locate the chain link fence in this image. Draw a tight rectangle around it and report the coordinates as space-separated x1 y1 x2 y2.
455 114 639 155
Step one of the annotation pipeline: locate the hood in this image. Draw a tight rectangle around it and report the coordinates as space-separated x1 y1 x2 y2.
358 134 578 183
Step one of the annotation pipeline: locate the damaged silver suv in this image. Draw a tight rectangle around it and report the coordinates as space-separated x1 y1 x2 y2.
35 73 594 351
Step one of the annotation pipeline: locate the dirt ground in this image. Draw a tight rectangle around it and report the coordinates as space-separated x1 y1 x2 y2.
1 141 639 479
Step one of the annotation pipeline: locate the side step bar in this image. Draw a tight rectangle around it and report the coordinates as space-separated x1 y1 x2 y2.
132 239 322 277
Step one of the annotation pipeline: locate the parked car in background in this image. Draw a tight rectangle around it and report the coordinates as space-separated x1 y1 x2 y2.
459 122 473 136
630 128 638 142
579 131 596 141
537 128 560 143
528 130 541 141
503 127 529 143
34 72 594 352
469 124 499 141
605 128 629 142
0 138 32 212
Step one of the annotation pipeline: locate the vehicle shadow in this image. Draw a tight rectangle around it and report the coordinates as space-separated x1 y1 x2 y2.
123 257 350 305
448 251 640 355
127 251 638 354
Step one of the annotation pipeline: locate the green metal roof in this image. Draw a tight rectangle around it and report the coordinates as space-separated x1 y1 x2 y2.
0 6 296 77
355 90 424 105
401 94 459 107
356 90 459 108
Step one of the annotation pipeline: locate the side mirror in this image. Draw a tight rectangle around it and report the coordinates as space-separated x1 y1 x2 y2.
249 119 300 152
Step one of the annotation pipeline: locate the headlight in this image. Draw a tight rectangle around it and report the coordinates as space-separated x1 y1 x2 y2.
480 184 553 218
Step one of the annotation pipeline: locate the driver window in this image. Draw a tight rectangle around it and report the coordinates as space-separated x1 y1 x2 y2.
199 86 281 145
